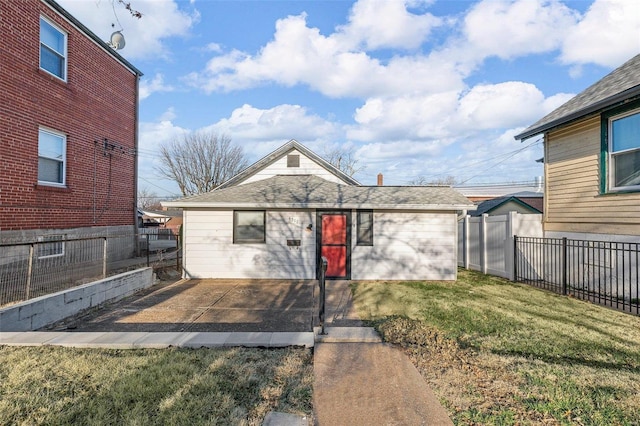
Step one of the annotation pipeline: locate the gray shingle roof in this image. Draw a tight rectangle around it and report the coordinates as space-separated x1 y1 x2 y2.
470 196 542 216
515 54 640 141
164 175 474 211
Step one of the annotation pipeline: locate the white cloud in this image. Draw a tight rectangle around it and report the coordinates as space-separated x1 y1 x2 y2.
335 0 442 50
187 3 464 98
204 104 339 142
347 81 552 143
456 82 546 130
57 0 197 60
561 0 640 67
462 0 578 60
139 73 174 100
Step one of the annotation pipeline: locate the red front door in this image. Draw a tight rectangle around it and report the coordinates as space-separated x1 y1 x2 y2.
319 213 350 279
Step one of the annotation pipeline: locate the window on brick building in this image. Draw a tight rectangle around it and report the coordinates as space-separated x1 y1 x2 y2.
38 128 66 185
40 16 66 80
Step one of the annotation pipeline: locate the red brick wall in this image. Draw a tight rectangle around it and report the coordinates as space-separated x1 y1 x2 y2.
0 0 139 231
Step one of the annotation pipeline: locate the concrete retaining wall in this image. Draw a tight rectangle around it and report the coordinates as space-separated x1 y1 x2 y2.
0 268 154 332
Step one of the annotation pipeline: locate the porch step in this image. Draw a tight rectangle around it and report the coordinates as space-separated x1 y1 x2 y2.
314 327 381 343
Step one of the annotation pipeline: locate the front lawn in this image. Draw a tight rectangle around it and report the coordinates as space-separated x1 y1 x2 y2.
352 269 640 425
0 346 312 425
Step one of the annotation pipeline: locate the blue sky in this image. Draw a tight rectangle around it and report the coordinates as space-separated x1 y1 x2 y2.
57 0 640 197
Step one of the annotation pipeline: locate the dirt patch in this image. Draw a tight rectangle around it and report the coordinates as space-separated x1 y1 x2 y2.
375 317 560 425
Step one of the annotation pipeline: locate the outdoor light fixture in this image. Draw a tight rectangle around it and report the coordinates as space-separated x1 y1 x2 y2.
306 224 313 231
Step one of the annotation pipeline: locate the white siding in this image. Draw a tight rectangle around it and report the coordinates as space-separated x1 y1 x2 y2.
183 209 316 279
240 150 347 185
183 209 459 281
351 211 458 281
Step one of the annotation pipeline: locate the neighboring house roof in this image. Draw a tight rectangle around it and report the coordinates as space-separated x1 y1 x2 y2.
164 175 475 211
515 54 640 141
455 180 544 200
43 0 143 77
470 195 542 216
216 139 360 189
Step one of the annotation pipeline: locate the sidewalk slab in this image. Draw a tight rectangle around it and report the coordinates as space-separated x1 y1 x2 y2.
314 342 453 426
0 331 315 349
181 332 232 348
0 331 59 346
270 332 314 348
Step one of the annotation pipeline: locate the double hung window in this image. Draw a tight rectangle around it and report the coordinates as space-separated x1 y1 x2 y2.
40 17 67 80
38 128 66 186
608 108 640 191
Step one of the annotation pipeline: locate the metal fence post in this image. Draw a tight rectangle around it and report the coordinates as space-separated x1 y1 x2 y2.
513 235 518 282
319 256 328 335
102 237 108 278
562 237 568 295
146 233 150 267
26 244 34 300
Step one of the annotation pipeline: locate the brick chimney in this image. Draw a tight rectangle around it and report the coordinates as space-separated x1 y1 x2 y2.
377 173 383 186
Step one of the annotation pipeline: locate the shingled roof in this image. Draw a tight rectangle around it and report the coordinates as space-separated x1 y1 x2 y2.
515 54 640 141
164 175 474 211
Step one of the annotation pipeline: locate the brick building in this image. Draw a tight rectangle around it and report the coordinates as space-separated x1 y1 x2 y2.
0 0 142 252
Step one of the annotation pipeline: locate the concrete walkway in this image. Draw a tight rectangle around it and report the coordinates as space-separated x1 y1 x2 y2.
313 281 453 425
0 278 453 425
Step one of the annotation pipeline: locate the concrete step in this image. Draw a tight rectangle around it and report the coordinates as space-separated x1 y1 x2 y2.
314 326 381 343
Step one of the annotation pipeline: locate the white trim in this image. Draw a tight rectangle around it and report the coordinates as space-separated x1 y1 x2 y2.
39 15 67 81
607 107 640 192
163 201 473 211
37 127 67 187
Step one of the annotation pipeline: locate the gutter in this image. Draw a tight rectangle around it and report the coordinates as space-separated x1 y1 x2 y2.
42 0 143 77
515 87 640 141
161 201 477 211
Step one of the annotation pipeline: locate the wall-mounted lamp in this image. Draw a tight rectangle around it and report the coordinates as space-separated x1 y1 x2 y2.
306 224 313 231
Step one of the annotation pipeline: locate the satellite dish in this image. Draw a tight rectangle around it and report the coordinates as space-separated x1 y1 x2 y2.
109 31 125 50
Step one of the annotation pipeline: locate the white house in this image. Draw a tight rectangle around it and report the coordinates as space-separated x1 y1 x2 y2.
163 140 475 281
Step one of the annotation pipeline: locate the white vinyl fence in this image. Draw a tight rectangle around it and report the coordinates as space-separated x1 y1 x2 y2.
458 212 543 280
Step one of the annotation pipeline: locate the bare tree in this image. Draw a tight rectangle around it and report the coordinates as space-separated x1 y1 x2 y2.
137 188 163 210
323 145 364 177
409 175 457 186
157 132 249 196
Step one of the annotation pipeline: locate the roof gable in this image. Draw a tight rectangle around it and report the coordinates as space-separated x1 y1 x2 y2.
515 54 640 141
216 140 360 189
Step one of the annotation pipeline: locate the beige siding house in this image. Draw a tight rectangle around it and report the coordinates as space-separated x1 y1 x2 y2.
515 54 640 242
164 140 474 281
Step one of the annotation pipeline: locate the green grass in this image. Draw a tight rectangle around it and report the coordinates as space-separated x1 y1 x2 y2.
0 346 313 425
352 269 640 425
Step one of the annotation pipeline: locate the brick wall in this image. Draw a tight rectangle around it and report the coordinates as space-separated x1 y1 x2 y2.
0 0 139 231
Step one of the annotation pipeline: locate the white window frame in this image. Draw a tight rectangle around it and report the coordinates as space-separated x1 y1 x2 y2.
40 16 67 81
608 108 640 192
37 235 65 259
38 127 67 186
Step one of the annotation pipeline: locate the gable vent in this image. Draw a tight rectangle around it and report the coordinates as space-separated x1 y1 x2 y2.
287 154 300 167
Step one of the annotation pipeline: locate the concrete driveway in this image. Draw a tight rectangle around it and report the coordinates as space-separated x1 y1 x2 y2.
51 279 317 333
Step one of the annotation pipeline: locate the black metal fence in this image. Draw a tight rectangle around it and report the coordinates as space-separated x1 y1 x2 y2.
515 236 639 315
0 232 180 307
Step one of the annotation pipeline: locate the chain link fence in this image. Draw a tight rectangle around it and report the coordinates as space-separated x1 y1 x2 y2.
0 232 180 307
